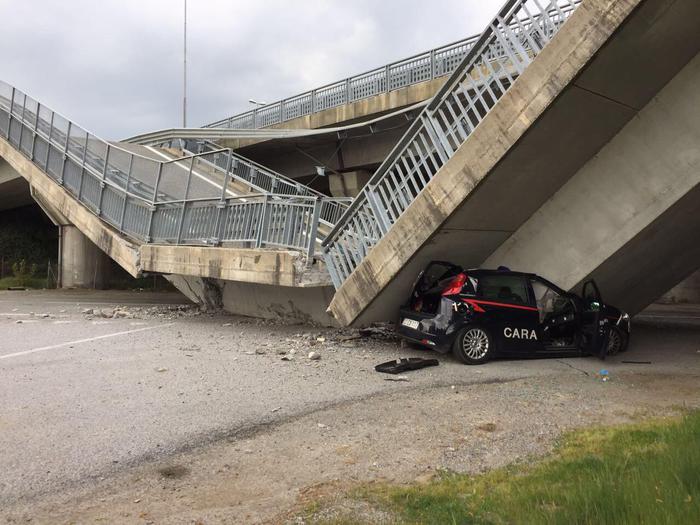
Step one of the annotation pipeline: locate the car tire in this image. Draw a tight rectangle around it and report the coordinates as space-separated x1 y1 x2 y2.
453 325 493 365
607 326 629 355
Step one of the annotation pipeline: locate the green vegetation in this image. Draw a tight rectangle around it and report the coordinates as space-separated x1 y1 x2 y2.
310 412 700 524
0 259 48 289
0 205 57 286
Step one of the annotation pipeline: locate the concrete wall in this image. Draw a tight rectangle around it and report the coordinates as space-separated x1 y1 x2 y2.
485 51 700 314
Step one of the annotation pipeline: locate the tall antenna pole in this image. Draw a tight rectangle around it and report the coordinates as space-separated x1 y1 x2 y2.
183 0 187 128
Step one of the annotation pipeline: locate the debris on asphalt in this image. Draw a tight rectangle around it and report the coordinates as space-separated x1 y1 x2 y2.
598 369 610 382
621 360 652 364
477 422 497 432
155 367 168 373
375 357 439 374
384 375 410 382
281 355 293 361
308 351 321 361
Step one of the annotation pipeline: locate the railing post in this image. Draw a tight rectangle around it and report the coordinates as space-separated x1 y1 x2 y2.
430 49 436 80
279 100 285 124
306 197 323 266
145 162 163 243
345 79 351 104
255 194 271 248
97 144 110 215
176 157 195 244
364 187 391 235
59 121 71 185
119 154 134 232
311 89 317 113
30 103 40 162
385 64 391 92
211 151 232 245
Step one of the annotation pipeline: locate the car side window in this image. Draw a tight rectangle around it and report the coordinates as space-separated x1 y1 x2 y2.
478 275 530 305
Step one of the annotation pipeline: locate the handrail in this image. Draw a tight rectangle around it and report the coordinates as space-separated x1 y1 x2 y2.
321 0 581 288
0 80 333 260
204 32 483 129
166 138 351 225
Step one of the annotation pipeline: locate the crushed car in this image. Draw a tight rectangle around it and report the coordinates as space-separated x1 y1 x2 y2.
397 262 631 365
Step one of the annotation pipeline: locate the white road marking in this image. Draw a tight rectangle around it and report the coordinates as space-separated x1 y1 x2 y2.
145 146 241 199
0 323 174 361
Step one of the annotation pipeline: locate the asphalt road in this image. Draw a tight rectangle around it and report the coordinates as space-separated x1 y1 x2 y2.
1 290 698 509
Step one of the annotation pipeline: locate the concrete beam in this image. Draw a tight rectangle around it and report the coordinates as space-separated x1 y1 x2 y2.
140 245 332 288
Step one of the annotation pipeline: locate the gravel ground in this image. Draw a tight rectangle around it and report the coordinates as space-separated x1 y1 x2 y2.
1 290 699 524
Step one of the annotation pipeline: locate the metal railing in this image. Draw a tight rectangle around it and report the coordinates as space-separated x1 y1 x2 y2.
164 138 352 226
0 80 339 262
322 0 580 288
204 31 484 129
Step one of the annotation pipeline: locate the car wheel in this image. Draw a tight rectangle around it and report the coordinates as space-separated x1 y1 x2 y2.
607 326 628 355
453 325 493 365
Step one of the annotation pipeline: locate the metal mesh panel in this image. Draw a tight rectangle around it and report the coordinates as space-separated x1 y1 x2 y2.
150 205 181 242
63 158 83 195
122 199 151 237
222 201 263 243
101 186 125 226
46 145 64 180
33 136 49 171
80 174 102 211
180 204 217 243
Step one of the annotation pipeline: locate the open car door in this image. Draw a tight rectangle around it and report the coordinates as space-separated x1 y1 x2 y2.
580 279 610 359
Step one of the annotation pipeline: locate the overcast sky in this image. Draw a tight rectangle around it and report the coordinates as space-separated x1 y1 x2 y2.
1 0 500 139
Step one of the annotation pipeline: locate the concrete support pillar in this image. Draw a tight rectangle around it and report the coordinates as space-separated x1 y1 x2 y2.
60 225 111 289
328 170 372 197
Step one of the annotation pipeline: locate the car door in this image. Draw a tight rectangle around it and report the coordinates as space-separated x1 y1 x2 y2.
528 277 578 354
475 274 540 355
579 279 610 359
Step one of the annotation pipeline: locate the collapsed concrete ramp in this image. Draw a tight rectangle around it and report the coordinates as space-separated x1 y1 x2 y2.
0 82 342 323
323 0 700 325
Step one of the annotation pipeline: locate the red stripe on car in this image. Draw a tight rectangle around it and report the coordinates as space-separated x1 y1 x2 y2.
464 299 538 312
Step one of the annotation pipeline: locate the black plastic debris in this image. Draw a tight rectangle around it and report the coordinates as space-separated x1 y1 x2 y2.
375 357 439 375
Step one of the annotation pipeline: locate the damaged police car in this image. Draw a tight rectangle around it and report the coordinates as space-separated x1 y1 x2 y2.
397 262 630 365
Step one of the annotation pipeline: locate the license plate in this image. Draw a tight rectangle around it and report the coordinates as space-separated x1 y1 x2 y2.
401 318 420 329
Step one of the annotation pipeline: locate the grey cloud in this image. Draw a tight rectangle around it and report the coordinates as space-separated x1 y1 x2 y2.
0 0 500 139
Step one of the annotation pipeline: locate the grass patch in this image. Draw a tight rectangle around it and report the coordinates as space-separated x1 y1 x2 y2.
313 412 700 524
0 276 48 290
